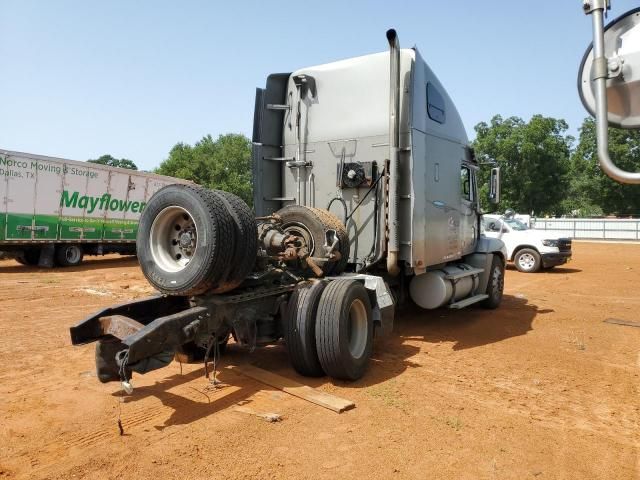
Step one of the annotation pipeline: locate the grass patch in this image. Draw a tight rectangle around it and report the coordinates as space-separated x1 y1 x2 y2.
445 416 464 431
366 380 406 411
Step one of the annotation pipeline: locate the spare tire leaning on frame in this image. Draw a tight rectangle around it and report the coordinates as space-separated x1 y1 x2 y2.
137 184 255 296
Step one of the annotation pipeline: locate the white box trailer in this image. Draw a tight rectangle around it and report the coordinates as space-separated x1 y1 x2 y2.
0 149 187 267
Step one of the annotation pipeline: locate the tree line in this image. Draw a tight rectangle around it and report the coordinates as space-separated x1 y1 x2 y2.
474 115 640 217
91 116 640 217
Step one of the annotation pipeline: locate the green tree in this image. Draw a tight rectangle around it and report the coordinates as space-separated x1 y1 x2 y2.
571 117 640 216
88 154 138 170
473 115 573 216
156 133 253 206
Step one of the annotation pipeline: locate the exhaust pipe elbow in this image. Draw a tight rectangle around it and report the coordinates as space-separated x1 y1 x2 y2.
386 29 399 47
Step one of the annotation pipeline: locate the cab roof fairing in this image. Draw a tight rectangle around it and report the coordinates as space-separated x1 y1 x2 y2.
281 47 469 147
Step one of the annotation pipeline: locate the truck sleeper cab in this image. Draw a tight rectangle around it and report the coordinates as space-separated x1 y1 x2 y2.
70 30 506 388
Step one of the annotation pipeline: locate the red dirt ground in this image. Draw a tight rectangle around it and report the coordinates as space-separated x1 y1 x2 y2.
0 242 638 479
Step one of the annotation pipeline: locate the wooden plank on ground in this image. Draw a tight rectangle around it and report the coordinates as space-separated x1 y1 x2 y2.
227 364 355 413
234 405 282 423
604 318 640 328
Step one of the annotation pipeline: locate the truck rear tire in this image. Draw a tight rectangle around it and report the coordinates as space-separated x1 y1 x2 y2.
209 190 258 293
514 248 541 273
55 245 83 267
137 185 235 296
315 280 373 381
17 248 41 266
285 281 327 377
276 206 350 276
481 256 504 309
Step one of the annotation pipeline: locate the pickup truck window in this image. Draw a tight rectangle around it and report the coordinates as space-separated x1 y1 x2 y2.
504 218 528 231
483 218 502 232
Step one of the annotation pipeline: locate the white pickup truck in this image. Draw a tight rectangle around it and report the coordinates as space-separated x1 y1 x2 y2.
482 214 572 273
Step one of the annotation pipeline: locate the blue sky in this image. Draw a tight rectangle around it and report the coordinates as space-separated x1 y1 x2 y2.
1 1 637 171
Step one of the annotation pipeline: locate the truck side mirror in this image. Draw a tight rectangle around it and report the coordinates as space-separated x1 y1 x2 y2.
579 4 640 184
579 6 640 129
489 167 501 204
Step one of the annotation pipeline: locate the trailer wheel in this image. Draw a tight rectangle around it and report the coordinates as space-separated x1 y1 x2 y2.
276 206 350 276
481 256 504 309
209 190 258 293
137 185 235 296
514 248 541 273
315 280 373 381
17 248 41 266
55 245 83 267
285 281 326 377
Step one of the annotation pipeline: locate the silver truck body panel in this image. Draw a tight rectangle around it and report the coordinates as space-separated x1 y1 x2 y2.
255 48 476 271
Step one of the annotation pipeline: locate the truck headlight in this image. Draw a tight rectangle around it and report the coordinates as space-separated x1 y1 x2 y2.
542 239 559 247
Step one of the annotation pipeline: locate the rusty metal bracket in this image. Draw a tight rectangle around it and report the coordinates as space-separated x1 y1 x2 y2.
98 315 144 340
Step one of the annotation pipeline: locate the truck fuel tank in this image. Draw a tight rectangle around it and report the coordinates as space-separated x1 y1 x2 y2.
409 264 484 309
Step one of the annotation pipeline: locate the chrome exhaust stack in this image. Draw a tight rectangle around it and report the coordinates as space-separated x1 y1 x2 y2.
386 28 401 276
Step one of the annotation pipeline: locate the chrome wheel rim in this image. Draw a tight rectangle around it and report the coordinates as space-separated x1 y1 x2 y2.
518 253 536 270
66 246 81 264
347 299 368 358
149 206 198 273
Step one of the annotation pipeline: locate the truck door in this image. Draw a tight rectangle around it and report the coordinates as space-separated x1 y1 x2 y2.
459 164 478 256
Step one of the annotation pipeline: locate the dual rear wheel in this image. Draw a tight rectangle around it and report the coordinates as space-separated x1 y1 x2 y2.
137 185 257 296
16 245 83 267
286 279 373 381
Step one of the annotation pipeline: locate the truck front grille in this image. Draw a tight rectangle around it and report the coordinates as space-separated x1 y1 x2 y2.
558 238 572 252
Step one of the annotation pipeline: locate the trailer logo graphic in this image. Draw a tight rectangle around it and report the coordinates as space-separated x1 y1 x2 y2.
60 190 146 214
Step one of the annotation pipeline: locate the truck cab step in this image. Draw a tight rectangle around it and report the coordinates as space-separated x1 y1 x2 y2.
448 294 489 309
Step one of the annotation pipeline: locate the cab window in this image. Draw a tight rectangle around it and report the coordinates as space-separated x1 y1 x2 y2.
427 82 445 124
460 166 471 201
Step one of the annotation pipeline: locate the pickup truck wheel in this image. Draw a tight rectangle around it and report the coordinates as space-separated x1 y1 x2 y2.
209 190 257 293
315 280 373 381
482 256 504 309
137 185 234 296
514 248 541 273
276 206 350 276
55 245 83 267
285 281 326 377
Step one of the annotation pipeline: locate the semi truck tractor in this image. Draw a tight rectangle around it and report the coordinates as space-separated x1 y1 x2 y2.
0 149 186 267
70 30 507 386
